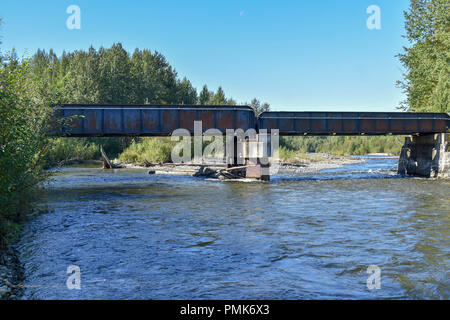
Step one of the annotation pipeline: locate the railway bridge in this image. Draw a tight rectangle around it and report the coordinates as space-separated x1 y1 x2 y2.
52 104 450 179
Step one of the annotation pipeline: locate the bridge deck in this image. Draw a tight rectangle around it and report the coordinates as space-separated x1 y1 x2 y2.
54 104 256 136
258 111 450 136
52 105 450 137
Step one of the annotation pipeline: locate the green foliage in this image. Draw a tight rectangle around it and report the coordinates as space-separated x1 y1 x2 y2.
246 98 270 116
119 138 175 164
43 138 100 166
0 53 58 247
177 77 198 104
211 86 227 105
32 44 197 106
278 146 328 162
280 136 403 158
198 84 239 106
398 0 450 112
198 85 213 105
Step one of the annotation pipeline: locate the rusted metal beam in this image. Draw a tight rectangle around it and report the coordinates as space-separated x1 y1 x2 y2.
52 104 256 137
257 112 450 136
51 105 450 137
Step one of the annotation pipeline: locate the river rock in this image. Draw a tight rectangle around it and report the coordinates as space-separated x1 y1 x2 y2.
0 285 9 298
192 166 217 177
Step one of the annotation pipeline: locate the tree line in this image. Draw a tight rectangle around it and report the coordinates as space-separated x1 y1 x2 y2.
30 43 271 109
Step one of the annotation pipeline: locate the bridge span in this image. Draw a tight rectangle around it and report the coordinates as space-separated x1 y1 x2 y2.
53 104 449 137
53 104 450 179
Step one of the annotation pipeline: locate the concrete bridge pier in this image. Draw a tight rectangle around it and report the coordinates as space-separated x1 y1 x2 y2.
398 133 449 178
243 135 271 181
225 134 271 181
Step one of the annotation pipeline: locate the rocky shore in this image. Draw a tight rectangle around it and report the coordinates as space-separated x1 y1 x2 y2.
118 154 367 177
0 246 22 300
278 155 367 175
66 154 369 177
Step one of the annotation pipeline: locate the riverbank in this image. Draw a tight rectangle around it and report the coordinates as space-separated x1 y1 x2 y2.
0 246 22 300
119 153 369 177
278 154 369 175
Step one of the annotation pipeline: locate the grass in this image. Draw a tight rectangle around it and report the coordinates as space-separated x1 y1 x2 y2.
118 138 175 164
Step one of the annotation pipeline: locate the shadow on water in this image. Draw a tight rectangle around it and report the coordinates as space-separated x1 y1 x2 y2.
16 157 449 299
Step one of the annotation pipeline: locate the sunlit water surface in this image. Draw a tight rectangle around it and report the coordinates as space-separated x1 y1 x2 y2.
17 157 449 299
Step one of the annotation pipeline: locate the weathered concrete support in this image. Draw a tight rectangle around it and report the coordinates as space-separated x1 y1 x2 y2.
245 159 270 181
398 133 449 178
244 135 271 181
224 133 272 180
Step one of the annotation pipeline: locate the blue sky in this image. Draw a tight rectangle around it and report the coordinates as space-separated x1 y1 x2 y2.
1 0 411 111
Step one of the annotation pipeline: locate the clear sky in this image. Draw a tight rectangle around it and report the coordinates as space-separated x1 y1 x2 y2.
1 0 411 111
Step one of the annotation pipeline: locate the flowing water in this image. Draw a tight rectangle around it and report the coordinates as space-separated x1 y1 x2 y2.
16 157 449 299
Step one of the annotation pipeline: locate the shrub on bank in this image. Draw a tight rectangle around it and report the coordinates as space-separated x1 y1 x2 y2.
43 137 134 167
119 138 175 164
0 55 57 248
44 138 100 166
280 136 403 157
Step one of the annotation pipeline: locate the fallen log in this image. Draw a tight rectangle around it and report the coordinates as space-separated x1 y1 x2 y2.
100 145 124 169
218 165 250 179
222 165 254 172
143 159 153 167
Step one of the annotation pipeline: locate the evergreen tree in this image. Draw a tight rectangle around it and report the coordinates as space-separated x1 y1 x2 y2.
247 98 270 116
398 0 450 112
62 47 101 103
211 86 227 105
176 77 198 104
198 85 212 105
97 43 132 104
226 97 237 106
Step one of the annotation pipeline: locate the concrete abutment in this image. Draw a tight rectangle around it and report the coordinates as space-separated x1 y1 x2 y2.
398 133 449 178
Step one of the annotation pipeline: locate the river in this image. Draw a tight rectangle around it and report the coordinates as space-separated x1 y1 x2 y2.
16 157 449 299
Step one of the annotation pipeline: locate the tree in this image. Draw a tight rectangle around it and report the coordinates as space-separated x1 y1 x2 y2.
211 86 227 105
61 47 101 103
176 77 198 104
0 18 2 58
198 85 213 105
397 0 450 112
226 97 237 106
247 98 270 116
0 54 59 246
97 43 132 104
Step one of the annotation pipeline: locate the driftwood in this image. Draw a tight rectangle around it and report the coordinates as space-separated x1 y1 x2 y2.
217 165 249 179
191 164 252 179
157 162 227 167
143 159 153 167
192 166 218 177
221 165 254 172
100 145 124 169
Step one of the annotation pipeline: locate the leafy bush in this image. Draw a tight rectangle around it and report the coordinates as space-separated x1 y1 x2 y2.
0 54 57 247
43 137 133 167
119 138 175 164
280 136 403 157
43 138 100 166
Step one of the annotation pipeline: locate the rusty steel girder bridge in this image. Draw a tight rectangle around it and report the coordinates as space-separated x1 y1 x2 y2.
53 104 450 137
